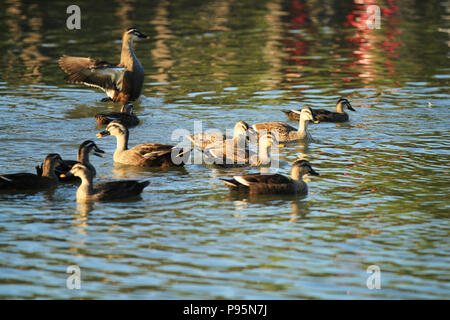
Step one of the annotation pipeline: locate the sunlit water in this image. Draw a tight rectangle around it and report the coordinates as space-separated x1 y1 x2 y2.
0 0 449 299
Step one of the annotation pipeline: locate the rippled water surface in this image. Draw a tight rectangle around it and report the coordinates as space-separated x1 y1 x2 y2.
0 0 449 299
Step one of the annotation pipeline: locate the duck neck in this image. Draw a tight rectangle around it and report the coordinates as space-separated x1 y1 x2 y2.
41 160 57 180
290 167 304 182
78 148 90 166
297 117 311 139
77 174 94 198
114 130 129 153
258 141 271 165
120 35 136 69
336 103 345 113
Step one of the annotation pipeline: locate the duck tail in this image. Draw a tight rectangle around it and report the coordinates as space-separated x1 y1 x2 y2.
139 180 150 189
219 178 239 190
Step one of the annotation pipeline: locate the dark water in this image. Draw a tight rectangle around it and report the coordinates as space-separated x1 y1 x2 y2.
0 0 449 299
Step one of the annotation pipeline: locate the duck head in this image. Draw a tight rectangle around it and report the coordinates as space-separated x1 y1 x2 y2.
291 159 319 179
120 103 134 114
233 120 257 141
61 163 92 180
292 106 319 124
97 121 127 138
336 98 356 112
125 27 149 41
78 140 105 158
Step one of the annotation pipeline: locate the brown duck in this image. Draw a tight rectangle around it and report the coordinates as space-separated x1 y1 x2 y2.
0 154 64 191
252 106 319 143
220 159 319 195
94 103 140 127
62 164 149 202
282 98 355 122
97 121 189 167
203 132 276 168
59 27 149 106
186 121 256 151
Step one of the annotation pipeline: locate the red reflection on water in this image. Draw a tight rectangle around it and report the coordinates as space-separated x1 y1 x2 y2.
283 0 310 67
344 0 402 84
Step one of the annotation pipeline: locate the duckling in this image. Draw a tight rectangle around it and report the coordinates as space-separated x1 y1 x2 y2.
203 132 276 167
252 106 319 143
0 154 64 191
282 98 355 122
94 103 140 127
36 140 105 182
59 27 149 107
220 159 319 195
97 121 189 167
186 120 256 151
61 164 149 202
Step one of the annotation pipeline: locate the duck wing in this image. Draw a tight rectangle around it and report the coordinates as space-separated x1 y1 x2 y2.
59 56 113 73
207 143 249 166
94 180 149 200
221 174 292 193
125 144 179 166
252 122 296 137
312 108 334 121
220 178 250 191
233 173 290 186
186 133 226 150
235 174 296 194
130 143 174 156
60 55 126 93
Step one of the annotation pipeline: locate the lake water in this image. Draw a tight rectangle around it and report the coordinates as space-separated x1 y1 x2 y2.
0 0 449 299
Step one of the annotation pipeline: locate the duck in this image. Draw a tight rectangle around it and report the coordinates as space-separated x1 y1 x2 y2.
202 132 276 167
97 121 189 167
282 98 355 122
61 164 149 202
220 159 319 195
36 140 105 182
252 106 319 143
186 120 256 151
59 27 149 107
94 103 140 127
0 154 64 191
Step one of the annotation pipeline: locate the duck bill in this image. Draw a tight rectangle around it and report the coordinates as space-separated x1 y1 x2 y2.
138 32 150 39
96 131 110 138
309 169 320 176
347 103 356 112
60 171 74 179
312 115 320 124
93 146 106 158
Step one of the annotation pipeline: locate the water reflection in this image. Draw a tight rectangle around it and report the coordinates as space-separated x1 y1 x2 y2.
76 201 94 218
3 0 51 84
115 0 136 32
149 0 175 86
111 162 189 179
